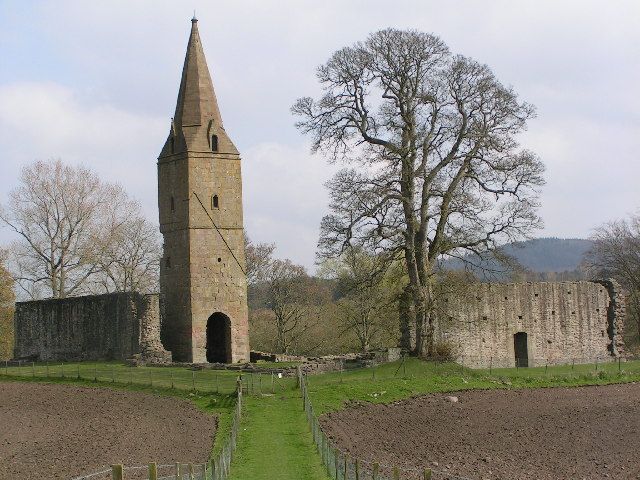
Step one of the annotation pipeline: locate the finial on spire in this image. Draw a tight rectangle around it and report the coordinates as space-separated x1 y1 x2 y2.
192 11 197 23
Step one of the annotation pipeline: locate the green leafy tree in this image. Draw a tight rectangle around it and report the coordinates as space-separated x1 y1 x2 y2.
324 247 400 351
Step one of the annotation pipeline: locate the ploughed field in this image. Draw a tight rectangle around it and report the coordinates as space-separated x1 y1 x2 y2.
0 382 216 479
320 383 640 480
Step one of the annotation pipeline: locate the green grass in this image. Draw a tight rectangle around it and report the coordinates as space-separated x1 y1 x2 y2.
306 357 640 415
230 388 330 480
2 360 244 393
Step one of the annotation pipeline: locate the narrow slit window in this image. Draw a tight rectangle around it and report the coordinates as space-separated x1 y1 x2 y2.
170 136 175 154
166 256 171 268
211 134 218 152
170 196 175 211
212 195 219 209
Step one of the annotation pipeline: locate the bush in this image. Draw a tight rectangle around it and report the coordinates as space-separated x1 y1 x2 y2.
433 340 458 362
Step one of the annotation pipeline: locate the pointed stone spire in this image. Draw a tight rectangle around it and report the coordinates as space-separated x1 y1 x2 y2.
160 18 237 157
173 17 223 128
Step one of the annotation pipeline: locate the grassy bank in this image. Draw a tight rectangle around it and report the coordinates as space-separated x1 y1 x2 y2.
0 360 295 394
307 357 640 415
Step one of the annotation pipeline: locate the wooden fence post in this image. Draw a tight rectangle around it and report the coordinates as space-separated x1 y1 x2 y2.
192 370 195 390
343 455 348 480
175 462 181 480
354 458 360 480
325 438 331 475
393 466 400 480
372 463 379 480
188 463 194 480
148 463 157 480
423 467 432 480
111 464 124 480
619 356 622 373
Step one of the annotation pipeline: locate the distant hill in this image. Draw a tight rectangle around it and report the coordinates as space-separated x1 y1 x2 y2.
444 237 594 280
500 238 593 273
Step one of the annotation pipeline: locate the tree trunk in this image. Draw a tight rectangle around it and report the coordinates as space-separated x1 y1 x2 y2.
414 265 435 357
399 285 415 351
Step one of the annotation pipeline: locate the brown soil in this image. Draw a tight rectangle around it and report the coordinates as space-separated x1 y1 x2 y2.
320 383 640 480
0 382 216 479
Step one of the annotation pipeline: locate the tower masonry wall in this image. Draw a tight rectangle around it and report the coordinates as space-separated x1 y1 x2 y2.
13 292 170 362
435 280 625 368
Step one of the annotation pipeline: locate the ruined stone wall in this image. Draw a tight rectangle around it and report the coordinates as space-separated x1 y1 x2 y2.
13 292 170 362
435 280 624 368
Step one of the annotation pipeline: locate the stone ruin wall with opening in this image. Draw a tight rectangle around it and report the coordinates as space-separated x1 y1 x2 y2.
13 292 170 362
435 279 625 368
12 280 625 367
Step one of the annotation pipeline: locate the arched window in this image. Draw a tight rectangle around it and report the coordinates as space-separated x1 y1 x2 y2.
170 196 175 211
211 134 218 152
212 195 219 209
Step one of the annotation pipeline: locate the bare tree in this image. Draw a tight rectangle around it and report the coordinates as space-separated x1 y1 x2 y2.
91 217 162 294
0 160 157 298
264 259 313 354
585 214 640 342
293 29 545 356
244 234 275 286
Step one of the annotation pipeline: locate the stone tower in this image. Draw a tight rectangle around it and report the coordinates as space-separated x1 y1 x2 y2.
157 18 249 363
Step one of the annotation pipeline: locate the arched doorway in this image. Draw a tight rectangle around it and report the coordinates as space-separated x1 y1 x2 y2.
514 332 528 367
206 312 231 363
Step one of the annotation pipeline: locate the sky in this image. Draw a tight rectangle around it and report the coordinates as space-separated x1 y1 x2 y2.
0 0 638 271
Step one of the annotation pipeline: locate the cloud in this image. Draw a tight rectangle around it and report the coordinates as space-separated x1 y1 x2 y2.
0 81 165 224
243 142 338 270
1 0 639 270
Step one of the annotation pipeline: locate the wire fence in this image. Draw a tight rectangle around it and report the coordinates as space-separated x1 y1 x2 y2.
297 367 473 480
71 378 243 480
304 355 640 391
456 355 638 372
1 360 295 395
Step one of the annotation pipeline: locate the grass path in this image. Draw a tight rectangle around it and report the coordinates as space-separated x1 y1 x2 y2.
230 389 330 480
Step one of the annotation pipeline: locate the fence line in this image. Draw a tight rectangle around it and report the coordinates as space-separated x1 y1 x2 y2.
1 360 296 395
72 378 243 480
297 367 473 480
